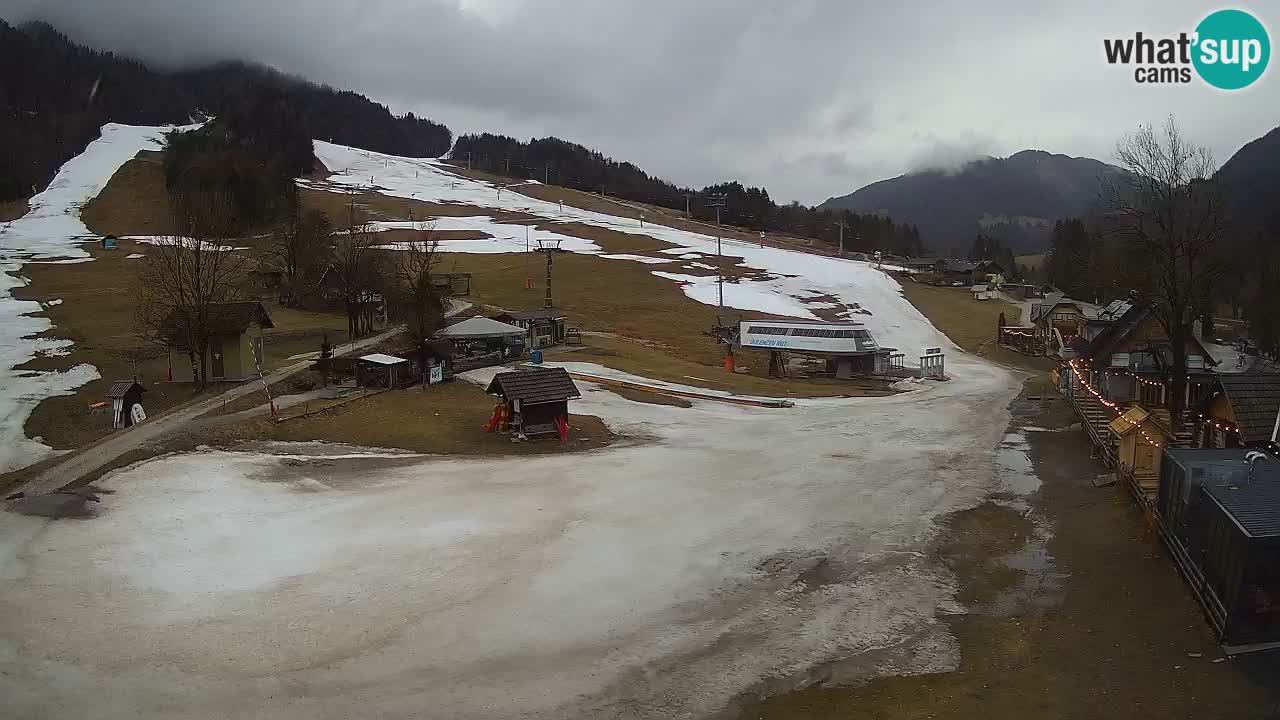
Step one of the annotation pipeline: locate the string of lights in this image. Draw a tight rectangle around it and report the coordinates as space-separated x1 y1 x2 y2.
1065 360 1163 448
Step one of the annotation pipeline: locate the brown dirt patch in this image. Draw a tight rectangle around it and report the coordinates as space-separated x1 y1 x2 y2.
1 196 29 222
609 386 694 408
269 380 613 455
80 150 175 237
436 161 845 257
374 228 493 243
300 186 541 227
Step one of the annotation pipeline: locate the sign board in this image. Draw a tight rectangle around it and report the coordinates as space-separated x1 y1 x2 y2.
428 363 444 385
925 347 942 355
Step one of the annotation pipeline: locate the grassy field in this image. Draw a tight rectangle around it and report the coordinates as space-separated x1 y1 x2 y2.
14 239 349 450
439 162 838 256
269 380 613 455
896 279 1052 372
80 150 175 236
1014 253 1046 273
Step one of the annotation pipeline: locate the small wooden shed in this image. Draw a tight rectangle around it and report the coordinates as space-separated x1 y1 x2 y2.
485 367 580 439
1109 405 1169 500
355 353 409 388
107 380 146 429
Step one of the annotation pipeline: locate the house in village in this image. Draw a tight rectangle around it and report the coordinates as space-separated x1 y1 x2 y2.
931 258 1005 286
430 272 472 297
1063 302 1217 413
1031 298 1098 356
165 302 273 382
484 367 581 440
492 309 567 349
1195 373 1280 449
317 265 390 331
249 262 286 305
902 257 938 273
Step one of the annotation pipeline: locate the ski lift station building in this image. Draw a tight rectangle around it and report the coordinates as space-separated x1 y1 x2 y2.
738 320 894 378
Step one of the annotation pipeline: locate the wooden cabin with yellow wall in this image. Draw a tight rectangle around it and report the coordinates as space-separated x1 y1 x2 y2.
1109 405 1170 502
1195 373 1280 449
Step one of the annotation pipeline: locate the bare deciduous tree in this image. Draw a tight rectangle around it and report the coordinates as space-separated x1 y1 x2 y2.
1101 115 1228 429
135 192 251 389
267 207 332 302
331 192 383 340
392 222 445 342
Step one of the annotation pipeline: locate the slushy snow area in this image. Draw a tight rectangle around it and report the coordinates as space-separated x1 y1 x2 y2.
0 127 1028 717
0 123 191 472
311 142 951 357
1 357 1023 719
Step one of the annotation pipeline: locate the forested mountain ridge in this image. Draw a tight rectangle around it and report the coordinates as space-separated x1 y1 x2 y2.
820 150 1129 255
5 19 926 257
1215 124 1280 236
0 20 451 202
452 133 926 257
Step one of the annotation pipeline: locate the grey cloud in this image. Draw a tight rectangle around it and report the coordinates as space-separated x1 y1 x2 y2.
906 134 997 174
1 0 1276 204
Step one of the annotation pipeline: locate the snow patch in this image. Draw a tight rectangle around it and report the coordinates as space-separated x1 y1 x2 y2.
0 122 195 472
309 140 954 359
1 353 1021 718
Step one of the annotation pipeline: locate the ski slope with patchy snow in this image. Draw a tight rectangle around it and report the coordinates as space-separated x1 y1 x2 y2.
1 358 1027 719
310 142 951 358
0 123 193 473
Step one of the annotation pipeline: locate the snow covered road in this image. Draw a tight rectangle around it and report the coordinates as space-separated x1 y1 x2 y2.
0 355 1023 719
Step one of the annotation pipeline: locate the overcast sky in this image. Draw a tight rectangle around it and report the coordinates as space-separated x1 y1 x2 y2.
3 0 1276 204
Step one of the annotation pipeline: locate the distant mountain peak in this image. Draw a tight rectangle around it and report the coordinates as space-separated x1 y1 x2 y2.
821 150 1126 254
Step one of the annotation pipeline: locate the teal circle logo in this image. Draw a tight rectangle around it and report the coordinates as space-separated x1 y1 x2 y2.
1192 9 1270 89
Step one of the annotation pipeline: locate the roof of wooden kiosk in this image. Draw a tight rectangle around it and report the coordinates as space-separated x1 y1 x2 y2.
358 353 408 365
438 317 527 338
485 367 580 404
106 380 145 398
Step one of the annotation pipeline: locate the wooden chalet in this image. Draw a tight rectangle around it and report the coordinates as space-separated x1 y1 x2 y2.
1030 298 1096 356
164 302 273 383
429 272 472 297
931 259 1003 286
1060 302 1216 456
492 309 567 349
485 367 580 440
1196 373 1280 449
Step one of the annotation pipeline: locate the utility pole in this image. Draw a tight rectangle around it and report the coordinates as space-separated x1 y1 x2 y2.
466 151 471 170
709 193 727 309
505 157 510 175
544 165 549 184
535 237 563 309
684 193 692 219
835 218 848 256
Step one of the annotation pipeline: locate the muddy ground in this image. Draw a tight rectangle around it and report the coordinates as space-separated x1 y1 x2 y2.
739 376 1280 719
